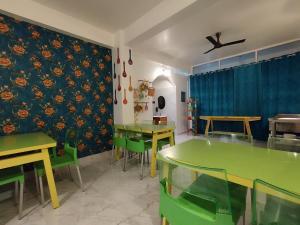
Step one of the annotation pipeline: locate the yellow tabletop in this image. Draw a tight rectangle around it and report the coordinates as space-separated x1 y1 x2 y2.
200 116 261 122
115 123 175 134
0 132 59 208
0 132 56 156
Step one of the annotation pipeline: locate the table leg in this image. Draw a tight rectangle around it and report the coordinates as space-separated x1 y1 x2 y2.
115 147 120 160
162 217 168 225
244 120 252 141
161 161 171 225
41 148 59 209
169 131 175 146
151 133 158 177
204 120 211 137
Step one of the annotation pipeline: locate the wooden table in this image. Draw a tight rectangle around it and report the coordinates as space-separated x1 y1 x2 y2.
0 132 59 209
200 116 261 141
157 139 300 195
115 123 175 177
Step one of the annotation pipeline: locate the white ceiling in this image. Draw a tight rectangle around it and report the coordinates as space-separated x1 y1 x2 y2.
33 0 163 32
129 0 300 66
33 0 300 68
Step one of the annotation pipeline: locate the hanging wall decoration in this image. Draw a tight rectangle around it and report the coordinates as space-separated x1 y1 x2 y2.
116 48 120 64
113 63 116 79
122 61 127 78
123 89 128 105
114 89 117 105
128 49 133 65
117 75 121 91
148 86 155 97
129 76 133 92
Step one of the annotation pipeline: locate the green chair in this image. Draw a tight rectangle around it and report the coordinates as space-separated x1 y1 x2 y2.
159 165 247 225
142 120 175 151
0 167 24 219
252 179 300 225
123 126 152 179
111 125 126 163
35 129 84 205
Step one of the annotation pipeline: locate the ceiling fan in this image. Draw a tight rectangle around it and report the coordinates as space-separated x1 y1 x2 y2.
204 32 246 54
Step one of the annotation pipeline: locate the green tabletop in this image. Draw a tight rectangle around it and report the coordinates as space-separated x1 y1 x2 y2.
115 123 175 133
157 139 300 195
0 132 56 156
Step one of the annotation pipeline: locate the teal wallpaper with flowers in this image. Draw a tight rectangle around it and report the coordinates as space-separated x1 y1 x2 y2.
0 13 113 157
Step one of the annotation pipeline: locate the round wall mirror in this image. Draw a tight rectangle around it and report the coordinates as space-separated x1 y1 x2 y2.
157 96 165 110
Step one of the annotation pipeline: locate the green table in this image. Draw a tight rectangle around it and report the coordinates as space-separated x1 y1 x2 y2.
115 123 175 177
157 139 300 195
0 132 60 208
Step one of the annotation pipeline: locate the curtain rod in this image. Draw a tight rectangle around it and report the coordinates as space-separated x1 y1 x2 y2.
191 51 300 77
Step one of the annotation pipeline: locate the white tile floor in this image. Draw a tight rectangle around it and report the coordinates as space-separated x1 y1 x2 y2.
0 134 265 225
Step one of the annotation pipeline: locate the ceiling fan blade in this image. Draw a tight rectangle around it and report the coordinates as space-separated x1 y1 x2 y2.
203 47 216 54
221 39 246 47
206 36 218 46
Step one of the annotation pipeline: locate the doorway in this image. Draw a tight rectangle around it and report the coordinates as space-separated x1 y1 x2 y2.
152 76 177 133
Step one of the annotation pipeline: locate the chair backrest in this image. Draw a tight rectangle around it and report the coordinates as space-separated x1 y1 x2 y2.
160 162 232 216
252 179 300 225
65 128 78 148
126 138 145 153
64 129 79 161
112 125 126 148
113 136 126 148
124 125 143 139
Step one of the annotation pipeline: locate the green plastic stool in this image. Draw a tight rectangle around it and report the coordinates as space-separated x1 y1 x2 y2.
252 179 300 225
34 129 84 205
0 167 24 219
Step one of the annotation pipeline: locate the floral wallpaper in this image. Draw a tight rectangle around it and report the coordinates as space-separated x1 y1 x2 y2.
0 14 113 157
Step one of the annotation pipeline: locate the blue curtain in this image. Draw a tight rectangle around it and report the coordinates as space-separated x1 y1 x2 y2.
190 52 300 140
259 53 300 139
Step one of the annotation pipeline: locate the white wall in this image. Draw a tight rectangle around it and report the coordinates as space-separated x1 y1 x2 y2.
113 36 189 133
0 0 114 47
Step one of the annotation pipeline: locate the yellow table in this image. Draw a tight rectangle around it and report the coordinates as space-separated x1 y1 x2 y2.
115 123 175 177
0 132 59 209
200 116 261 140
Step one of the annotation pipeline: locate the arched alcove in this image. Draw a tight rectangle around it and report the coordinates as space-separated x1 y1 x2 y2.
152 75 177 133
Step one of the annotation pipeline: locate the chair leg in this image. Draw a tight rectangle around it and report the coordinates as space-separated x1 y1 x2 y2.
19 183 24 220
111 144 115 164
68 165 73 181
39 176 45 205
18 182 24 220
146 150 150 165
140 152 144 180
243 212 246 225
123 150 128 172
34 168 40 194
75 165 84 192
14 181 19 204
